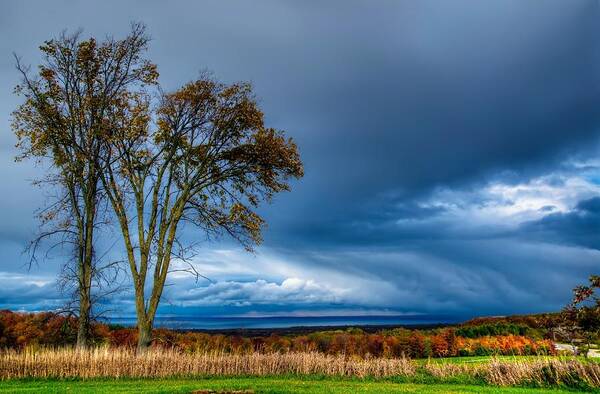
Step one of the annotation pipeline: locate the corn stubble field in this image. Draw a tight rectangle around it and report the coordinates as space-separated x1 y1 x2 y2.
2 348 600 391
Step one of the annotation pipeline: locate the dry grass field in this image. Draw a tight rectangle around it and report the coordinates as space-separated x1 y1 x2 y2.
0 348 415 379
2 348 600 390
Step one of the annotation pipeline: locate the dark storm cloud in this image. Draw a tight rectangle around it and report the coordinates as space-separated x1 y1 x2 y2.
522 197 600 250
0 273 63 309
252 239 600 316
254 0 600 244
0 1 599 318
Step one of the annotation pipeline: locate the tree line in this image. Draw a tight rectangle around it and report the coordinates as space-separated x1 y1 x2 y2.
0 310 555 358
11 24 303 350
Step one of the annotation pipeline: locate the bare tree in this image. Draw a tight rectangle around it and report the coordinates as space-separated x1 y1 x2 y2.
101 74 303 350
12 23 158 347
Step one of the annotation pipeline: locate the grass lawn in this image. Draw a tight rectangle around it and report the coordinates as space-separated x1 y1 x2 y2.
0 377 596 394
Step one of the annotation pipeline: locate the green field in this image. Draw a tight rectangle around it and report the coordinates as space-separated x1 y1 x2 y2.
0 377 596 394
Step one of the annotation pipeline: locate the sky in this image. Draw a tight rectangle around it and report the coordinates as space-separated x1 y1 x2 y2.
0 0 599 323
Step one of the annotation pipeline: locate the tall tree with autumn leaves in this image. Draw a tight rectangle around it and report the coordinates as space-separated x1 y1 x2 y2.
14 25 303 351
101 74 303 350
12 24 158 347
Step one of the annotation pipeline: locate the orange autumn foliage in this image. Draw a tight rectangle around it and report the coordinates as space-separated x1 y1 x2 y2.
0 310 555 358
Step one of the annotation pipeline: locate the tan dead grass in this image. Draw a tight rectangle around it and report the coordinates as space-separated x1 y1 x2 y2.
0 348 414 379
2 348 600 389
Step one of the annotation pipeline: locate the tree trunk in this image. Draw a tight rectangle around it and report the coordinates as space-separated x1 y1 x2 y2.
76 185 96 349
75 247 93 348
76 289 91 348
137 320 153 351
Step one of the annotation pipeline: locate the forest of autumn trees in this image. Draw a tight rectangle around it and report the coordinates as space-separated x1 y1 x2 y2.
0 310 555 358
11 24 303 350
